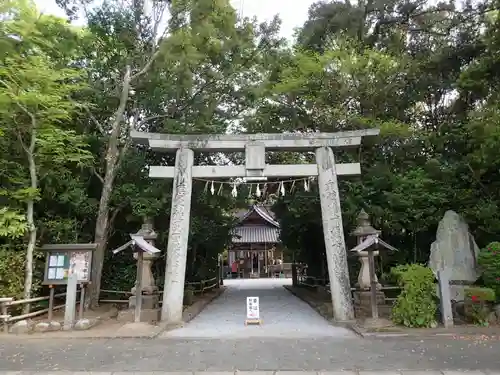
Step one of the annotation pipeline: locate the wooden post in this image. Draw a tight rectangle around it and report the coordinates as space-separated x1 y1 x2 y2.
1 300 10 333
135 251 144 323
217 254 221 287
368 248 379 320
48 286 55 321
265 246 268 278
292 264 298 286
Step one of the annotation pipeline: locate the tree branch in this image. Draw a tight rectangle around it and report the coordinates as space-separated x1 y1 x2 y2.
111 65 132 138
93 168 104 184
131 47 162 81
82 104 106 135
106 200 130 239
14 102 36 153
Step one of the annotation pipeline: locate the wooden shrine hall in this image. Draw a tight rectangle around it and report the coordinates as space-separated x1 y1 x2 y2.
229 205 283 278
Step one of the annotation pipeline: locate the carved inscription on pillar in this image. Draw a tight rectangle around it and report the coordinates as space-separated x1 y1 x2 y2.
315 146 354 321
161 147 194 324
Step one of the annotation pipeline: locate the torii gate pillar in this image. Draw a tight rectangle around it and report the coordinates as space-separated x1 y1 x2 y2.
316 147 354 321
161 148 194 324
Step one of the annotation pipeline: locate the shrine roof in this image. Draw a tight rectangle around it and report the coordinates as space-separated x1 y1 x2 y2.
235 204 279 228
231 205 280 244
231 225 280 244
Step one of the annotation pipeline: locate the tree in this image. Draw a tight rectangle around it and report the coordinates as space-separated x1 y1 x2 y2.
247 0 500 278
53 0 284 305
0 0 93 308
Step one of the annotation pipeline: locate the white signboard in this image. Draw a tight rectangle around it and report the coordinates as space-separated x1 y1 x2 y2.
246 296 260 320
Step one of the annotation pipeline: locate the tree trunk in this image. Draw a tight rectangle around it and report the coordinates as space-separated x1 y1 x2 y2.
89 164 116 308
23 126 38 314
88 66 132 308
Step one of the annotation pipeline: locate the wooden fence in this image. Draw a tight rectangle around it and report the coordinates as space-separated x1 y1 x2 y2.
297 274 401 303
0 277 219 332
0 291 81 333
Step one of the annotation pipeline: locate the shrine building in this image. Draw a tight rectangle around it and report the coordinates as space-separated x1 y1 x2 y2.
229 205 283 278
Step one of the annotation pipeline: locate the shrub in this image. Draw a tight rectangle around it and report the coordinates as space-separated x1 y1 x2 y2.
390 264 437 328
464 286 496 326
0 247 26 299
0 246 43 309
477 242 500 300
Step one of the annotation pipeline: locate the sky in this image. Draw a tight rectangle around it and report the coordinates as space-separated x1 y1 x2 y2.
33 0 317 40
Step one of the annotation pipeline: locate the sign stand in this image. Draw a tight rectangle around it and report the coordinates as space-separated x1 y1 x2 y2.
245 296 262 326
40 243 96 325
63 273 78 330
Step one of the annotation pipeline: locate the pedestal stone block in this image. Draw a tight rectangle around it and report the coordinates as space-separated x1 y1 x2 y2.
117 308 160 323
354 290 386 317
128 295 159 310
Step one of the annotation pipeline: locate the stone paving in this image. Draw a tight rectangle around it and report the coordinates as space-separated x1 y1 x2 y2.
0 372 499 375
162 278 355 338
2 280 500 372
2 330 500 370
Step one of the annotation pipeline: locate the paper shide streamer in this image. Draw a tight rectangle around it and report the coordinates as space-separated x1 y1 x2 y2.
200 177 316 198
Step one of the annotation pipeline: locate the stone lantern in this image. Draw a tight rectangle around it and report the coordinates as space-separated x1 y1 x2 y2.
351 209 381 290
350 209 397 323
113 217 161 323
129 217 159 309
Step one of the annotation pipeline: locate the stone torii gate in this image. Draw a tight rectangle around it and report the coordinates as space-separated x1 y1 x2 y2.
131 129 379 325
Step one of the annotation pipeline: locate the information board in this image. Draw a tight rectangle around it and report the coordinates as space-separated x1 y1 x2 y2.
246 296 260 320
69 251 91 282
47 253 69 281
42 245 95 285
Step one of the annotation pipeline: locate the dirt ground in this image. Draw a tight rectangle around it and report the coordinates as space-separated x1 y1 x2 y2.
285 284 500 337
2 287 225 339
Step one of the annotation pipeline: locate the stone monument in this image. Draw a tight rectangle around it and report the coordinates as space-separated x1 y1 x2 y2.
428 210 480 301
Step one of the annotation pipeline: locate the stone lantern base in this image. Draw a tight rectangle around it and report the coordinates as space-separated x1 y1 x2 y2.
353 290 387 318
116 288 161 324
116 295 160 323
117 307 160 324
128 294 159 310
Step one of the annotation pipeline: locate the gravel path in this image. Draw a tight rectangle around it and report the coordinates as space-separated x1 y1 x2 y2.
162 278 354 339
